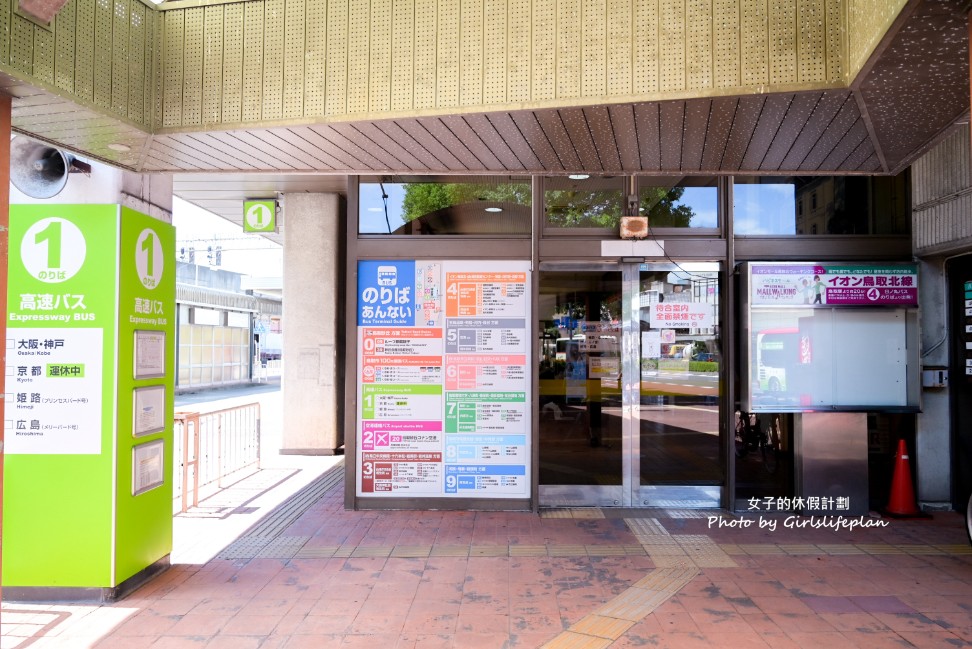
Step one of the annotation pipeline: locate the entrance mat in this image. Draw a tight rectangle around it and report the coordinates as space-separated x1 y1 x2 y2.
541 567 698 648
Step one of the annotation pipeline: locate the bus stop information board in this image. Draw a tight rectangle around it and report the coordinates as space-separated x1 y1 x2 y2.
356 260 530 498
744 262 920 412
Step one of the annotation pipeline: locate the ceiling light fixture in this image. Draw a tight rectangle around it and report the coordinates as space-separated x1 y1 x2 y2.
568 174 590 180
485 207 503 213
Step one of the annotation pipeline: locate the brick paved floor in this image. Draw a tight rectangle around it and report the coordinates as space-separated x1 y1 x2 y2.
3 463 971 649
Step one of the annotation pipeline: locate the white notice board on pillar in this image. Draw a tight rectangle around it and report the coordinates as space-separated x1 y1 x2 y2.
355 260 531 499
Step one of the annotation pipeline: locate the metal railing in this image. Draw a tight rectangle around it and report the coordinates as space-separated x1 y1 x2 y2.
173 403 261 513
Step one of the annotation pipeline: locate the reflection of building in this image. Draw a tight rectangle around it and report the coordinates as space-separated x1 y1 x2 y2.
795 176 910 235
176 262 281 391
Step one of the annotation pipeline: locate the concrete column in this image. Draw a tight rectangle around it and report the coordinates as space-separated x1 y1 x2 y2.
916 257 951 507
281 193 344 454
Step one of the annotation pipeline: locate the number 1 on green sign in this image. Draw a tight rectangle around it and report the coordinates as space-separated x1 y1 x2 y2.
141 231 156 277
35 219 62 268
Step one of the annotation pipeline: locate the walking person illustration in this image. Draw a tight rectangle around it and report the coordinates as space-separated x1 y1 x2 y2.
812 275 825 304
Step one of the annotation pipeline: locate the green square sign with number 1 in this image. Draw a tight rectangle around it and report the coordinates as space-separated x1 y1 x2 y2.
244 199 276 233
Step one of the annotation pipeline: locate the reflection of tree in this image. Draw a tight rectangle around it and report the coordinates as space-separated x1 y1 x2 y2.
400 181 696 228
401 182 530 223
545 190 622 228
641 186 694 227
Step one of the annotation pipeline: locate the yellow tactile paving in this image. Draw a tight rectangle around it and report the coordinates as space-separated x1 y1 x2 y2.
642 544 688 556
568 614 635 639
351 546 393 558
639 537 680 547
469 545 508 557
586 545 627 556
332 545 357 558
893 544 944 554
543 567 697 648
390 545 432 558
540 509 575 519
254 535 310 558
737 544 785 554
541 631 613 648
651 556 697 568
430 545 469 557
670 535 738 567
538 508 604 519
935 544 972 554
661 508 707 519
571 508 605 519
510 545 548 556
779 544 822 555
816 544 865 555
603 566 698 617
294 546 339 558
624 518 670 538
719 544 746 555
548 545 589 556
857 543 903 554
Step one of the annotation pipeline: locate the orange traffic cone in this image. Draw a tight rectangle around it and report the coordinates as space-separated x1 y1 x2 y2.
883 439 928 518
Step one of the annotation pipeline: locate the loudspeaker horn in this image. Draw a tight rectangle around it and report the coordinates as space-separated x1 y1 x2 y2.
9 136 90 199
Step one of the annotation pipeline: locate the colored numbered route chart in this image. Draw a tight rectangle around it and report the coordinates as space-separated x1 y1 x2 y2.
356 260 530 498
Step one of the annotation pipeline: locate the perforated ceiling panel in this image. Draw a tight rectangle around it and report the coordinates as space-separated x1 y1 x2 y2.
242 0 264 122
532 0 555 100
713 0 738 88
633 0 657 94
3 0 962 180
369 0 391 112
305 0 327 115
768 0 796 84
508 0 530 102
129 3 146 123
111 0 130 115
414 0 436 109
686 0 712 90
392 0 414 111
32 17 54 85
460 0 483 106
222 3 244 123
581 0 605 97
203 6 224 124
262 0 285 119
556 0 580 99
93 0 113 108
56 0 77 92
284 0 305 118
324 0 347 115
741 0 768 86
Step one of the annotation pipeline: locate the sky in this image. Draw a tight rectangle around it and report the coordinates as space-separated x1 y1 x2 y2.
172 197 282 277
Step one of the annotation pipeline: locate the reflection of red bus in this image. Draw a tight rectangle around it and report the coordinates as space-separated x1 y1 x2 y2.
755 328 799 392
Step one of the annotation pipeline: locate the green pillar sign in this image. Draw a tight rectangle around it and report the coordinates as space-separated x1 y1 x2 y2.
4 205 175 593
244 199 276 233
